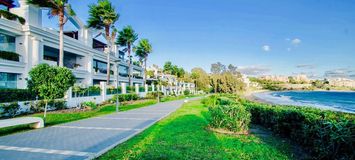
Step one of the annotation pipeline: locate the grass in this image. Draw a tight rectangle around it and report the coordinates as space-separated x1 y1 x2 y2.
0 99 157 136
0 95 194 137
98 100 293 160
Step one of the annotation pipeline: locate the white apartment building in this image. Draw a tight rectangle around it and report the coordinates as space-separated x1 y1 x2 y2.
0 0 144 89
329 78 355 88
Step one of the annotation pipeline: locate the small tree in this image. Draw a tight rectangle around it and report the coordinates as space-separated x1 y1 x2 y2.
28 64 75 121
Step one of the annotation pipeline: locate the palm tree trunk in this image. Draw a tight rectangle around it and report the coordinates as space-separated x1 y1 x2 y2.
144 56 147 85
58 11 65 67
128 43 132 86
105 26 111 85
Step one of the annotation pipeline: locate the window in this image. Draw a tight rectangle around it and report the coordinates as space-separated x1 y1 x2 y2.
0 72 17 88
93 59 113 74
0 33 16 52
119 65 128 76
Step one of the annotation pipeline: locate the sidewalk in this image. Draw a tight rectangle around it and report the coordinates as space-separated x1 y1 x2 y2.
0 99 189 160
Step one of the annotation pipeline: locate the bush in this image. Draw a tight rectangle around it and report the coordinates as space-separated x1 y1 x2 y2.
202 95 237 107
243 101 355 159
208 104 251 134
126 86 135 93
111 93 139 102
0 102 20 118
81 101 97 110
183 90 190 96
145 92 164 99
139 86 145 92
0 89 37 103
28 100 67 112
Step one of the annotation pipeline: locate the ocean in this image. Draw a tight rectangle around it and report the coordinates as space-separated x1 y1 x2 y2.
253 91 355 113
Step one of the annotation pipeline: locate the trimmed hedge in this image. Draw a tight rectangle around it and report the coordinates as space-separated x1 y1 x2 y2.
0 89 37 103
242 100 355 159
111 93 139 102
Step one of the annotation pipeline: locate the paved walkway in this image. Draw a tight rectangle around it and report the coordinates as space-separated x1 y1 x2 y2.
0 99 191 160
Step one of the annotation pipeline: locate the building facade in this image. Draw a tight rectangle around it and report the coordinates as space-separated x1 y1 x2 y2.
0 0 144 89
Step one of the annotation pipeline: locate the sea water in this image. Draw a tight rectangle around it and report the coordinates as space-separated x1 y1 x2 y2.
253 91 355 113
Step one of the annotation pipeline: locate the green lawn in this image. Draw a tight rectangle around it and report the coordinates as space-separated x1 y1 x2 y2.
98 100 293 160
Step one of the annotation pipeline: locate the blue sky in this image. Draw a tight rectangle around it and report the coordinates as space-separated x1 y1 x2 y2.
42 0 355 79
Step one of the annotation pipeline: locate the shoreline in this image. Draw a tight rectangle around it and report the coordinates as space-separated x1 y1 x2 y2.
243 90 355 114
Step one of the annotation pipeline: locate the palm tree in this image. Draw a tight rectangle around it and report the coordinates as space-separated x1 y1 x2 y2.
27 0 75 67
87 0 119 85
135 39 152 85
116 26 138 86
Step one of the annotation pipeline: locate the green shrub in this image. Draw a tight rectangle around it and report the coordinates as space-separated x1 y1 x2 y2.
139 86 145 92
243 101 355 159
208 104 251 134
111 93 139 102
0 89 37 103
145 92 164 99
126 86 135 93
28 100 67 112
0 102 20 118
202 95 237 107
81 101 97 110
183 90 190 96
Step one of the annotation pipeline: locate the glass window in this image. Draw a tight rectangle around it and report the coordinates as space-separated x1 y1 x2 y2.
119 65 128 74
0 4 8 11
0 33 16 52
0 72 17 89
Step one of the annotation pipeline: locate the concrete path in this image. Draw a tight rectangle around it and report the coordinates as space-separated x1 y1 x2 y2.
0 99 191 160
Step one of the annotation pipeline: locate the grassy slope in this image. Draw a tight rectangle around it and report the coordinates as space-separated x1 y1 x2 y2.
98 100 293 160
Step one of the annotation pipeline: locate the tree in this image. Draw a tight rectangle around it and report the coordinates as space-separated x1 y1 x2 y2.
211 62 226 74
27 0 75 67
116 26 138 86
191 67 210 92
87 0 119 85
135 39 152 85
163 61 173 74
210 62 245 94
28 64 75 121
227 64 238 75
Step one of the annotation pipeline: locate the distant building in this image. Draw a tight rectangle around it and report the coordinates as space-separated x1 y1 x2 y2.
329 78 355 88
293 74 310 83
260 74 310 84
260 75 289 83
146 65 195 93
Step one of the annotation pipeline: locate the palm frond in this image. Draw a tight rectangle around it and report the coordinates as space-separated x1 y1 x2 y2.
116 25 138 46
87 0 119 30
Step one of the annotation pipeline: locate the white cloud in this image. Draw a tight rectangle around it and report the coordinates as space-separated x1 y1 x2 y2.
296 64 316 69
324 68 355 79
262 45 271 52
291 38 301 45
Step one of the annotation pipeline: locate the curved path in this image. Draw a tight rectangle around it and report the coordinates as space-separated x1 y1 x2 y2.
0 99 193 160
